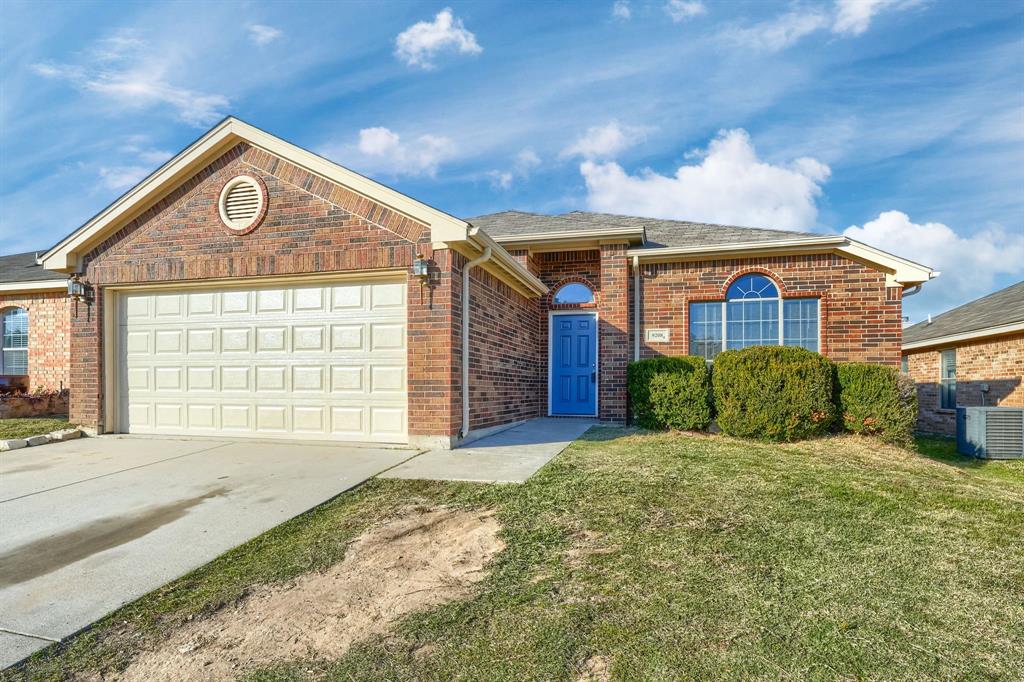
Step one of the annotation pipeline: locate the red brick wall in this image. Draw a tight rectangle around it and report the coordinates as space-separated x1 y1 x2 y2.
0 291 70 391
454 252 543 433
68 142 457 436
408 248 458 439
904 332 1024 435
598 244 629 420
633 253 903 365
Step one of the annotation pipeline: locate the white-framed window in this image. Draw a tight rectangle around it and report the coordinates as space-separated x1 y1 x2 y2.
553 282 595 305
1 307 29 375
940 348 957 409
688 274 820 361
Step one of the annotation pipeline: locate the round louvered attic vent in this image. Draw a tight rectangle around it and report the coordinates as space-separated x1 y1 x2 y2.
218 175 266 233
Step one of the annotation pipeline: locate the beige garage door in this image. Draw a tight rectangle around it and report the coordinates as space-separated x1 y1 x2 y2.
116 279 407 443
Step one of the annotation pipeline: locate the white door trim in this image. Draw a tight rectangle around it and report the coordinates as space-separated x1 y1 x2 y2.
547 310 599 418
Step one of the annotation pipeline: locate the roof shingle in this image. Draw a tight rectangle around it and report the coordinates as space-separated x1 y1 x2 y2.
903 281 1024 345
0 251 66 284
466 210 815 248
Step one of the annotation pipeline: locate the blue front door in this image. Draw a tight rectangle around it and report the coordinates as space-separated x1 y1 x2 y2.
550 314 597 415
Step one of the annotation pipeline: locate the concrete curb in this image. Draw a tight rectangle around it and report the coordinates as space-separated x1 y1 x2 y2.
1 428 84 452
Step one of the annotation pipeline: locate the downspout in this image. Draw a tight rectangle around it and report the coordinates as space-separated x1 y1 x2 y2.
902 284 922 297
633 256 641 361
461 246 492 440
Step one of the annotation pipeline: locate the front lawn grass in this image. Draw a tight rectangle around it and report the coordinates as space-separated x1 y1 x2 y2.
0 417 69 440
10 429 1023 681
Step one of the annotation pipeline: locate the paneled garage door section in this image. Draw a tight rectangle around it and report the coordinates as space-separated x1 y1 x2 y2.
118 280 407 443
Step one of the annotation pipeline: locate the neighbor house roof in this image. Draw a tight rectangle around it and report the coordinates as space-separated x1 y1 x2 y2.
0 251 66 293
467 210 936 287
903 281 1024 350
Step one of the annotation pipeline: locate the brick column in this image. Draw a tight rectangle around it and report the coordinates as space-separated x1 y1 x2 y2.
407 247 460 446
599 243 629 421
68 286 103 430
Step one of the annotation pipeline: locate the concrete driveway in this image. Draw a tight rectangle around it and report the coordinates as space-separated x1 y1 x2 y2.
0 436 414 668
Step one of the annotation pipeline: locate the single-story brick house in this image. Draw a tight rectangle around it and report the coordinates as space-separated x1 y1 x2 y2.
32 117 935 447
0 252 71 392
902 281 1024 436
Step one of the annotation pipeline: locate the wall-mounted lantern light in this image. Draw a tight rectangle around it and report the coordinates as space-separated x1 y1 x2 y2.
67 274 94 310
412 254 432 285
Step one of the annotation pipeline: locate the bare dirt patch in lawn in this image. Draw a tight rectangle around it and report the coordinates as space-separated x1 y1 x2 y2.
577 654 612 681
117 507 503 681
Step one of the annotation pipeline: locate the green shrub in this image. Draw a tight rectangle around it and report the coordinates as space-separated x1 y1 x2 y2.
712 346 835 441
627 356 712 431
836 362 918 445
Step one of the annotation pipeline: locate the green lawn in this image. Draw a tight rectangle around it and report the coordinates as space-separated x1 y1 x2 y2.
9 430 1023 681
0 417 69 440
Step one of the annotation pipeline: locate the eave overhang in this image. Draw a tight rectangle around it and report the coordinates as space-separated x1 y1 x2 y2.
902 321 1024 351
627 235 936 287
0 280 66 294
489 226 647 252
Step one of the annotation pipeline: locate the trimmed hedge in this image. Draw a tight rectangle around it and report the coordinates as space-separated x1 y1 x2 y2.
627 356 712 431
712 346 835 441
836 362 917 445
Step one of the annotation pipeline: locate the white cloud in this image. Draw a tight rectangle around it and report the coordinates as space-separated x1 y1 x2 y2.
561 121 650 160
578 128 831 230
29 33 228 127
612 1 632 20
833 0 915 35
86 74 229 127
395 8 482 69
247 24 283 45
119 139 174 166
91 32 147 62
722 10 829 52
843 211 1024 313
98 165 150 191
665 0 706 22
352 126 456 176
723 1 918 51
30 62 65 78
488 147 542 189
138 148 174 164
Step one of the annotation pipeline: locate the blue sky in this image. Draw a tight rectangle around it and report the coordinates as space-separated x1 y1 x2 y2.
1 0 1021 322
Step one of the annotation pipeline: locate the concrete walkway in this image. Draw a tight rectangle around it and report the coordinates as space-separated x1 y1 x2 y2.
380 418 596 484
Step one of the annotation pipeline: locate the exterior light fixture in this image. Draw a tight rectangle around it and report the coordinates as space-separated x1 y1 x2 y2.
412 255 431 284
67 274 94 307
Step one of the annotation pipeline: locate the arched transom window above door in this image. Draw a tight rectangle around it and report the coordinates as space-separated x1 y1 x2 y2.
552 282 595 305
688 273 820 361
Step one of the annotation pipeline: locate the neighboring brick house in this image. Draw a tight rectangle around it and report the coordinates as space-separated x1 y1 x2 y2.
34 117 934 447
0 252 71 392
902 281 1024 436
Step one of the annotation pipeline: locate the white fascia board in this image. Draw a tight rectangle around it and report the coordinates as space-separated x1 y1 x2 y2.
0 280 66 294
41 117 471 272
492 226 647 247
902 321 1024 351
628 235 937 286
627 236 846 260
466 228 548 296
